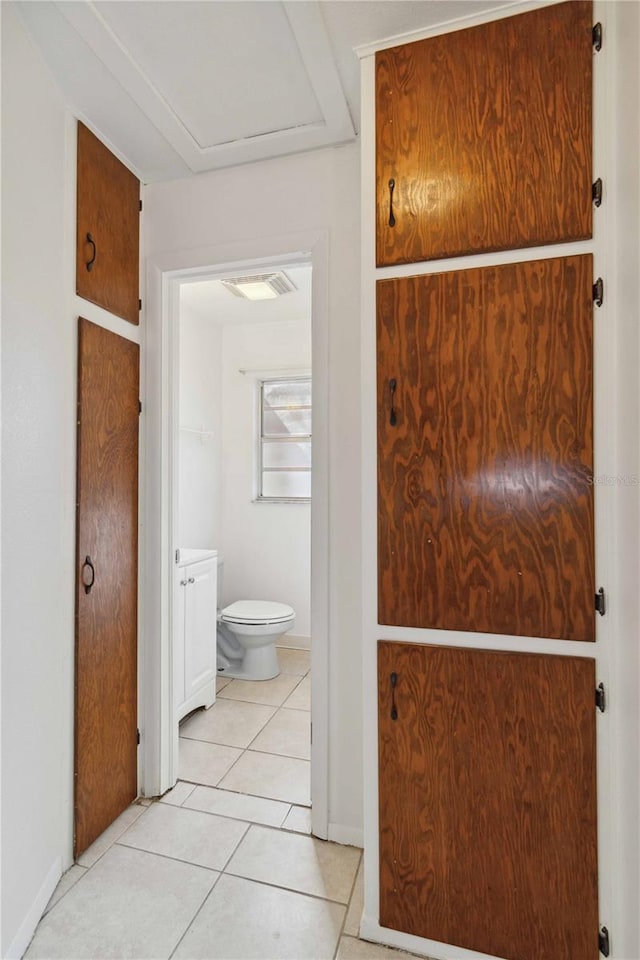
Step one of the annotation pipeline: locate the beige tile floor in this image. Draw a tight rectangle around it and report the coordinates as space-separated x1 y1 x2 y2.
179 648 312 805
26 648 430 959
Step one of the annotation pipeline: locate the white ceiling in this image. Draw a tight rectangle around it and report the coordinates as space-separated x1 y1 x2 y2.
180 263 312 326
15 0 513 183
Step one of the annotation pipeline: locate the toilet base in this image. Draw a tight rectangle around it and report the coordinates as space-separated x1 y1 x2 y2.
217 643 280 682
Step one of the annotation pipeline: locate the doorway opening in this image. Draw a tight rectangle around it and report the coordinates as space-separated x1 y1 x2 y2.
151 247 328 838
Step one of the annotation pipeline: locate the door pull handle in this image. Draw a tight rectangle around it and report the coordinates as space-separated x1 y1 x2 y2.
86 233 96 272
389 378 398 426
188 577 195 584
81 556 95 594
390 672 398 720
388 179 396 227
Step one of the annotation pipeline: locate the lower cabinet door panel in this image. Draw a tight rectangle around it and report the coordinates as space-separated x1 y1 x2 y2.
378 640 598 960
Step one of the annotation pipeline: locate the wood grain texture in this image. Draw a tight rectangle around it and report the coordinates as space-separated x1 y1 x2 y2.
378 641 599 960
76 122 140 325
75 318 139 856
376 1 593 266
377 256 594 641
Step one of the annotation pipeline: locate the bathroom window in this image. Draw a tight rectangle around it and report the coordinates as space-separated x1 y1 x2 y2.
258 377 311 501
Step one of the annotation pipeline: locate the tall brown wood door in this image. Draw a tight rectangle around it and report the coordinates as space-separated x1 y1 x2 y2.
75 318 139 856
76 122 140 325
376 1 593 267
377 255 595 641
378 641 599 960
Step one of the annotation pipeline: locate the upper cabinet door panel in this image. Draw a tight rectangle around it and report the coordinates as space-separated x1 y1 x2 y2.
377 255 595 641
376 2 593 267
76 122 140 325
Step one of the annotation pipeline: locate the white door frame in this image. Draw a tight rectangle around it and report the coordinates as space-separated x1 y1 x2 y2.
141 229 330 839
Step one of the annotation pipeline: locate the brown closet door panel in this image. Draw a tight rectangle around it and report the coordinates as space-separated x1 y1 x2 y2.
75 318 139 856
376 1 593 266
76 122 140 325
378 641 599 960
377 256 594 641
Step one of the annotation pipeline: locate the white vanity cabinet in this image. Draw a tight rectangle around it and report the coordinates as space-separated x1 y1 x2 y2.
175 549 217 722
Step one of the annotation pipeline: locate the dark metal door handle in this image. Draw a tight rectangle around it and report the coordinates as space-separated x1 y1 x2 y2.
390 672 398 720
82 556 95 594
389 378 398 426
388 179 396 227
86 233 96 272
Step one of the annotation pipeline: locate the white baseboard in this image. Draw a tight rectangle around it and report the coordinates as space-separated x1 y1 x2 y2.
327 823 364 847
277 635 311 650
5 857 62 959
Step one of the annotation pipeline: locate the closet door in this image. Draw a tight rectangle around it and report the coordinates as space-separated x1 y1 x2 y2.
378 640 599 960
377 255 594 641
376 1 593 266
75 318 139 856
76 122 140 325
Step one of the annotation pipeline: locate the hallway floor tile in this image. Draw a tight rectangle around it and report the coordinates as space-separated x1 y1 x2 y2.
27 648 433 959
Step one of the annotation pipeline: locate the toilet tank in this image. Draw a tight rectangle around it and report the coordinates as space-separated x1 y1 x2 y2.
216 554 224 610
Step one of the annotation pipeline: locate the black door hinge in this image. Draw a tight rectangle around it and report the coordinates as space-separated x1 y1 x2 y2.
595 587 606 616
599 925 610 956
139 200 143 212
592 178 603 207
138 299 142 311
137 728 141 745
592 22 602 51
595 683 606 713
593 278 604 307
138 400 142 415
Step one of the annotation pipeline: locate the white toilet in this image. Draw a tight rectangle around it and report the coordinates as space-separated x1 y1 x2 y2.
216 556 295 681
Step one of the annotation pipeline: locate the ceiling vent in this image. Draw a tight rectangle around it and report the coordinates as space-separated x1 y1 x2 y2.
220 271 297 301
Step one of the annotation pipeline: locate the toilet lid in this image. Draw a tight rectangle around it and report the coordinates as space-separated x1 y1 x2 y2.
220 600 295 625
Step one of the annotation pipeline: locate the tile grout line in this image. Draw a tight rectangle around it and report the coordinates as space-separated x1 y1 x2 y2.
167 870 223 960
177 774 311 809
180 733 310 763
41 866 88 919
74 805 147 871
333 849 364 960
222 866 357 910
114 839 225 873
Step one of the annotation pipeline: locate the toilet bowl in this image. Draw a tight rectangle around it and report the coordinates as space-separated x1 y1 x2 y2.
215 557 295 681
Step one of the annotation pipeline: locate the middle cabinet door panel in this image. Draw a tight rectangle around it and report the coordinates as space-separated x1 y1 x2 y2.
377 255 595 641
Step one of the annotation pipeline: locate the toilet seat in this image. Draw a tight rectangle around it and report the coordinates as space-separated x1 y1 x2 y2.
220 600 295 626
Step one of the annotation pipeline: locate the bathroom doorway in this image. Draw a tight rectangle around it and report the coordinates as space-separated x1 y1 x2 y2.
165 255 322 835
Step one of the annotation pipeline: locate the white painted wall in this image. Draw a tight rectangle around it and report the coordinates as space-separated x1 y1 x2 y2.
1 7 75 955
144 143 362 837
178 298 222 549
1 9 144 954
220 318 311 638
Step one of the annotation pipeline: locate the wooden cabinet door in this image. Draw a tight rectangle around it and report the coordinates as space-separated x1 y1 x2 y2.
377 255 594 641
76 122 140 325
75 318 139 856
376 2 593 267
378 640 599 960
